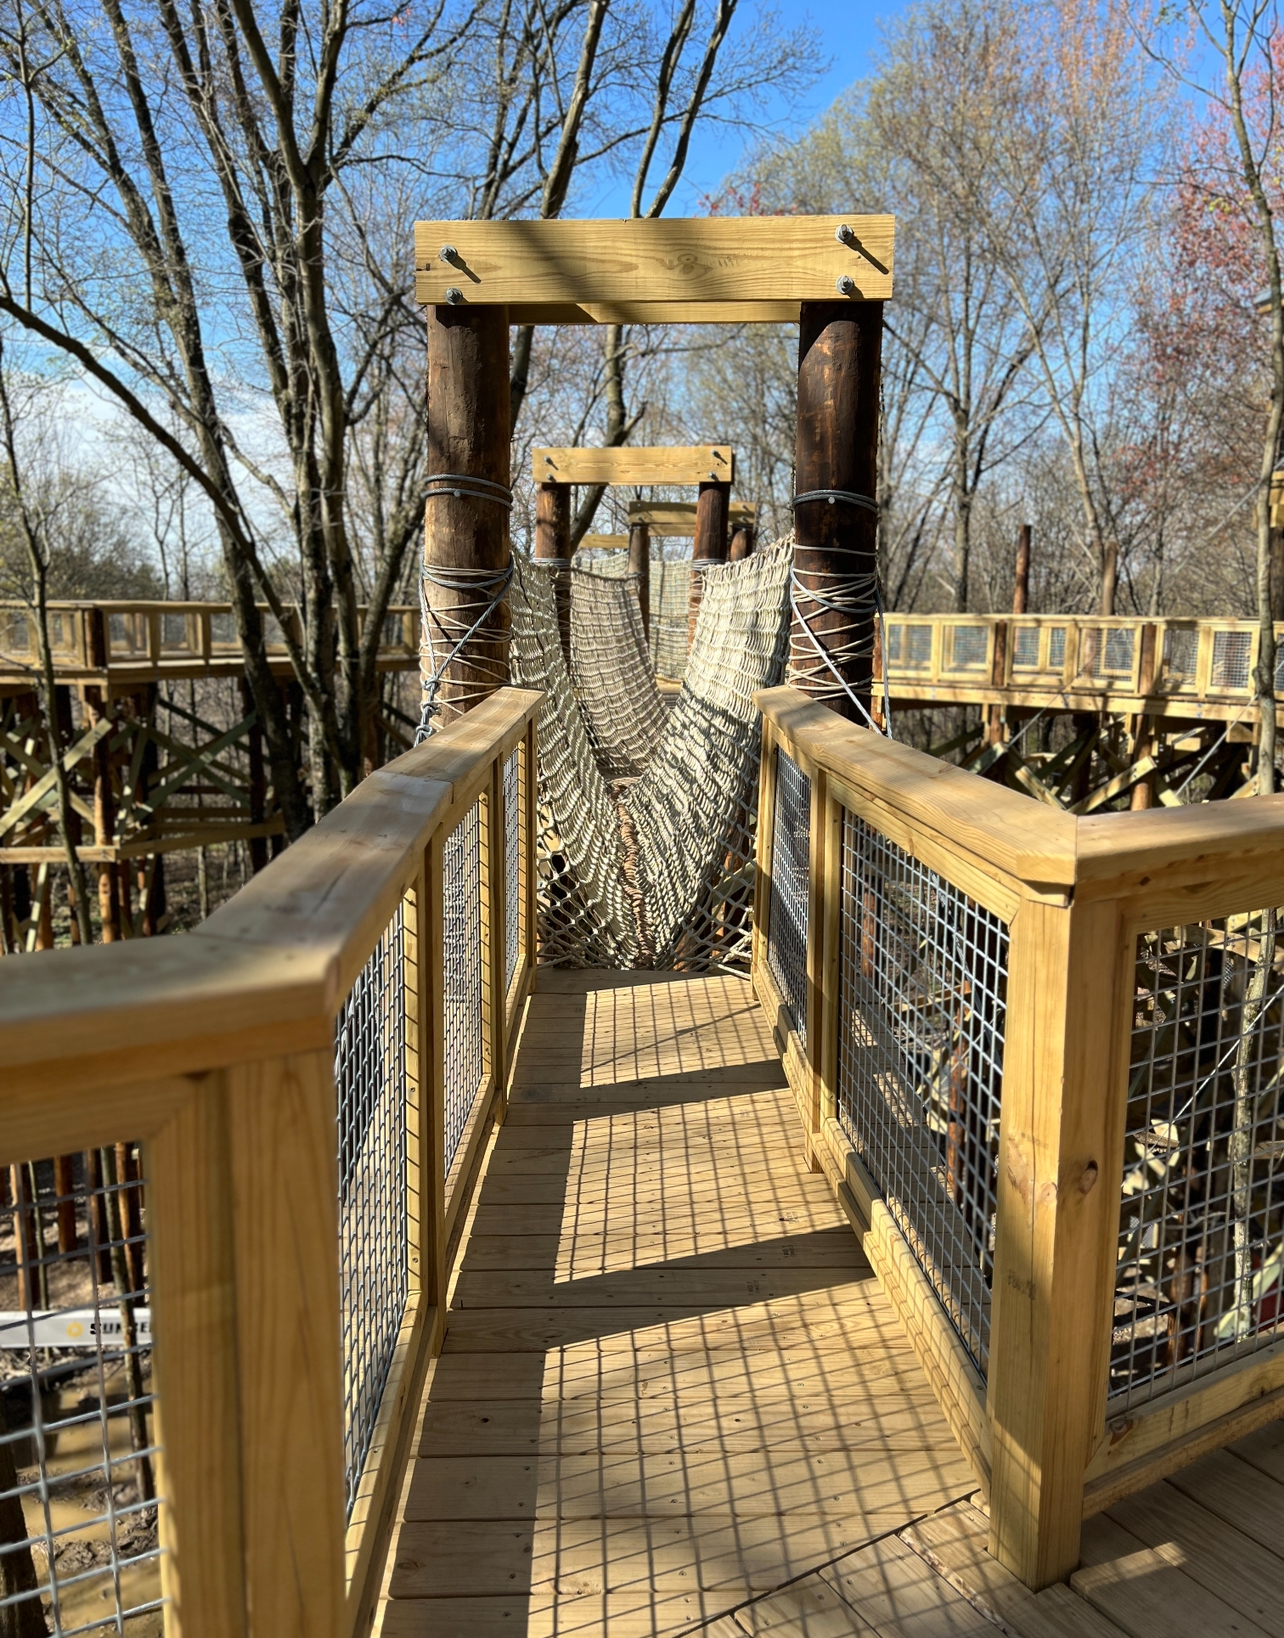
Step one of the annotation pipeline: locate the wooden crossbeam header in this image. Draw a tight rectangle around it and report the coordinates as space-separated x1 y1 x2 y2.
414 217 894 323
577 534 628 552
628 500 757 536
534 446 734 487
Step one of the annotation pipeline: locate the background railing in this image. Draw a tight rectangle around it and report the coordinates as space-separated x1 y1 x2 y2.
0 686 540 1638
0 601 419 676
753 684 1284 1590
879 612 1284 709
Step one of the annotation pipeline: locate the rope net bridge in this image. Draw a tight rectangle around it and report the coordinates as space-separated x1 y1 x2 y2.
509 538 792 972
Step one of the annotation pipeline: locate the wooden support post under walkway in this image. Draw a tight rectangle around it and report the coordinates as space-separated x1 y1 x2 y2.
422 305 512 727
729 516 756 561
792 300 883 724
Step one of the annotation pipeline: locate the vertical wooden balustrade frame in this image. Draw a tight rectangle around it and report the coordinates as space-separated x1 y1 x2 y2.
0 687 542 1638
753 683 1284 1591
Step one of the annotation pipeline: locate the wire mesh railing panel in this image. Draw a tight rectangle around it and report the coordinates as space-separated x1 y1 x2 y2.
335 904 409 1518
1114 912 1284 1409
1 1149 162 1634
444 801 485 1174
1212 631 1253 691
1105 628 1135 674
767 750 810 1043
504 746 522 995
1012 626 1040 668
1162 627 1198 688
837 812 1009 1377
1048 627 1067 669
948 626 988 671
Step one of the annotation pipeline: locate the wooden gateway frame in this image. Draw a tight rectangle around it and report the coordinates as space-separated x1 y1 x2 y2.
530 444 750 655
415 214 892 725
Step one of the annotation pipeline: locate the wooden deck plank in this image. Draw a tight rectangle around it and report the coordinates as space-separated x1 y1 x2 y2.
381 1590 758 1637
457 1229 863 1270
1229 1419 1284 1486
379 972 981 1638
1105 1481 1284 1636
818 1534 1001 1636
905 1503 1131 1638
1073 1514 1273 1638
1163 1448 1284 1555
413 1390 945 1457
403 1448 971 1520
731 1570 878 1635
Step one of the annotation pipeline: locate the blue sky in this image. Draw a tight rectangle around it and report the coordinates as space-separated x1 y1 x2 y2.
581 0 917 216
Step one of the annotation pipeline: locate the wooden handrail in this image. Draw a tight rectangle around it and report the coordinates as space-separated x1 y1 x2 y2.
0 685 542 1638
753 684 1284 1592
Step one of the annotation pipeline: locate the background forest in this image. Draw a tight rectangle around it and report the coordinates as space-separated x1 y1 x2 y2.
0 0 1280 825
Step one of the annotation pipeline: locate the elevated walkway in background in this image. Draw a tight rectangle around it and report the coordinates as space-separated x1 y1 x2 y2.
379 972 1284 1638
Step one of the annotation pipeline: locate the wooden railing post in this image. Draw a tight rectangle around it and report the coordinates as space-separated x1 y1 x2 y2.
421 835 449 1343
987 896 1131 1588
801 764 829 1171
225 1049 347 1637
484 756 506 1107
148 1084 248 1638
406 860 444 1349
522 720 538 976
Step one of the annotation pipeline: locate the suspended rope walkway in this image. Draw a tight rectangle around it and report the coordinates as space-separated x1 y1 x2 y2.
511 538 792 972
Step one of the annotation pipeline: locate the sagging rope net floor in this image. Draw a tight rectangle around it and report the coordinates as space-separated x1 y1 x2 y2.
569 567 669 781
511 538 792 972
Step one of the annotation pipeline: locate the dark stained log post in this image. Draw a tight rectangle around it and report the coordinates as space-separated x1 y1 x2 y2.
0 1394 46 1635
687 480 730 650
987 621 1009 746
86 1148 112 1284
84 662 120 942
628 520 652 645
1014 523 1032 615
240 676 269 872
422 306 512 727
792 302 883 722
53 1154 77 1253
729 520 755 561
535 480 573 669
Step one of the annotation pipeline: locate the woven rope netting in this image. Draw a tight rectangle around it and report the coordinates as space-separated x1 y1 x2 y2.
651 559 691 681
511 538 792 972
569 567 669 781
572 546 692 681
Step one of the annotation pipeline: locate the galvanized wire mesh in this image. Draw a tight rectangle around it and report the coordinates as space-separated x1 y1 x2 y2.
1162 626 1198 687
1114 912 1284 1408
444 801 485 1174
335 905 408 1517
1012 626 1040 668
767 750 810 1041
0 1149 161 1634
947 626 988 670
504 746 522 995
1212 630 1253 691
837 811 1009 1376
887 622 932 670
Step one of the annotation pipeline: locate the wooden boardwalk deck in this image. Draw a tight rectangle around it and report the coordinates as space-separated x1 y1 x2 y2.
377 970 1284 1638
